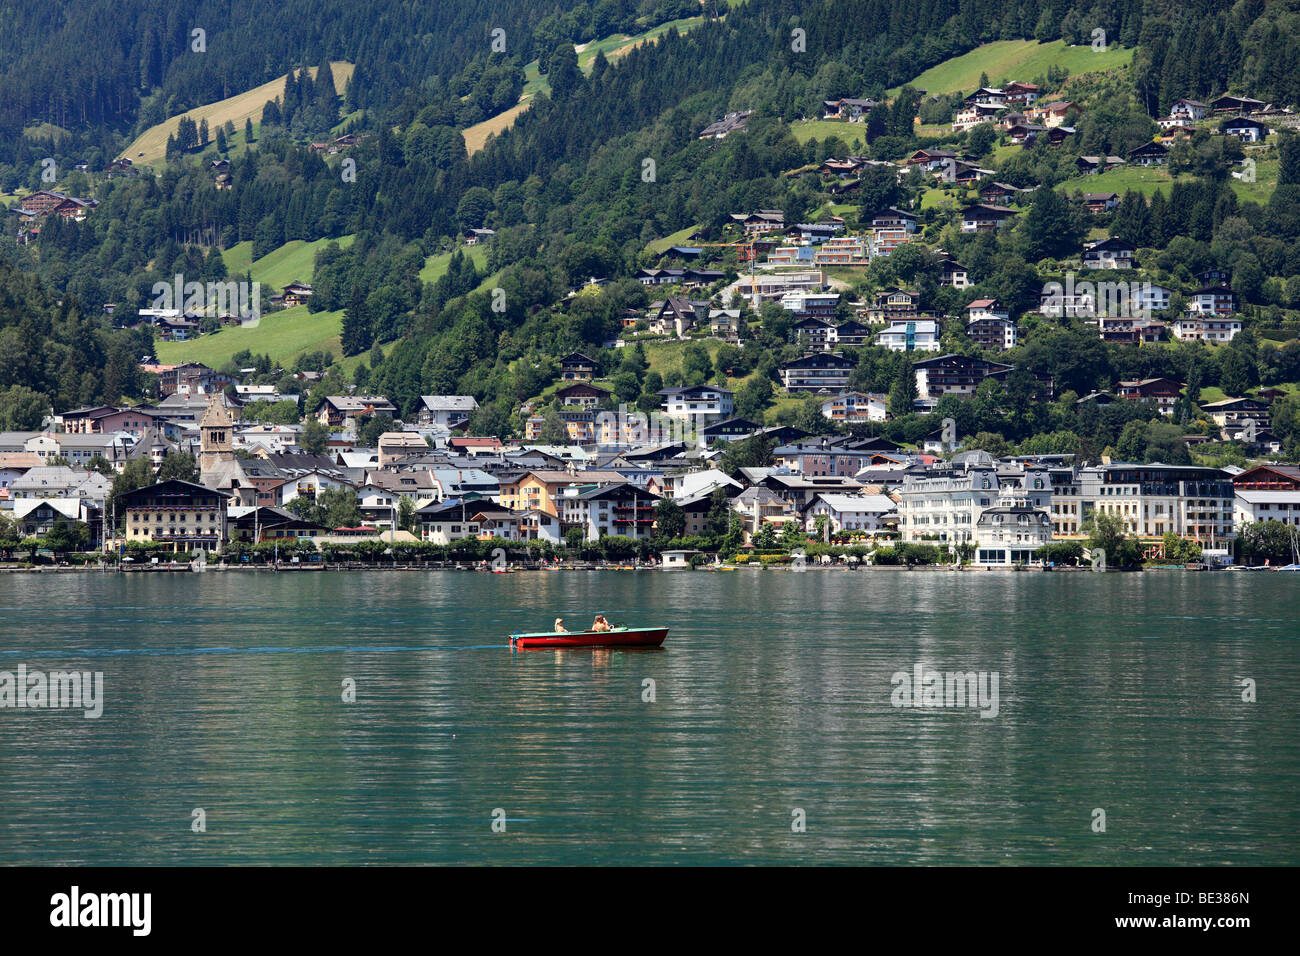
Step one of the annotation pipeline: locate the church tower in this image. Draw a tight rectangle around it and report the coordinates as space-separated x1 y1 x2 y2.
199 394 234 474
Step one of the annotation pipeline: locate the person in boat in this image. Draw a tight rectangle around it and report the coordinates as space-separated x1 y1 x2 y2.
553 617 567 633
591 614 611 632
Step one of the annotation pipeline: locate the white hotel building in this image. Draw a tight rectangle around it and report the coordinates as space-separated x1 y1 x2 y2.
896 454 1054 565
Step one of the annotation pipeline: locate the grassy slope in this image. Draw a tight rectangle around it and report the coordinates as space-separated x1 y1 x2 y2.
1059 154 1278 204
222 235 355 290
418 245 488 284
463 17 707 155
121 62 356 166
889 40 1134 96
155 305 344 367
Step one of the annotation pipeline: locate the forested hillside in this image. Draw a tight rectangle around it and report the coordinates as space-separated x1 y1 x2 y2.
3 0 1300 461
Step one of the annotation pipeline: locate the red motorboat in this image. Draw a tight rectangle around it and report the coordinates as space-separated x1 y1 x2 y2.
509 626 669 649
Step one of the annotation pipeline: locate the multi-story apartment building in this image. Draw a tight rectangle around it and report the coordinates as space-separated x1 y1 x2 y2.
1047 464 1235 544
875 319 942 352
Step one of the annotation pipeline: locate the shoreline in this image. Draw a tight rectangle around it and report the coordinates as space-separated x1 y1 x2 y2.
0 563 1238 574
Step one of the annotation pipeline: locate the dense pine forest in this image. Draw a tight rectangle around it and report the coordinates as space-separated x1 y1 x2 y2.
2 0 1300 460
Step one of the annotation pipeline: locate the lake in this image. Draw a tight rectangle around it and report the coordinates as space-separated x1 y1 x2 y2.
0 569 1296 865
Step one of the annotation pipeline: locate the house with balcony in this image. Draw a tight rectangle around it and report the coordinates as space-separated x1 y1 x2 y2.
779 353 855 391
913 355 1014 407
1082 236 1137 269
657 384 735 425
875 319 942 353
965 299 1016 350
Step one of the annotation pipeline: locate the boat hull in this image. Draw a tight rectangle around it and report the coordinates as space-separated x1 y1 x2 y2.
510 627 669 649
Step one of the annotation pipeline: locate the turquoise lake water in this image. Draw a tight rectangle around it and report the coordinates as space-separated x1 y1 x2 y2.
0 569 1296 864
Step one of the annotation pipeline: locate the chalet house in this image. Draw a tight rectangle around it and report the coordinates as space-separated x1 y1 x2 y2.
832 319 873 346
554 382 611 410
416 395 478 428
965 87 1007 107
1079 192 1120 214
1045 125 1076 146
779 353 855 392
155 316 201 341
561 482 659 541
1075 155 1124 175
791 317 837 350
657 385 735 424
1082 237 1137 270
781 291 839 319
979 182 1026 204
785 222 841 243
281 281 313 307
906 149 957 171
1220 116 1269 142
913 354 1014 406
1188 284 1238 315
960 204 1018 233
821 392 889 424
953 102 1001 131
937 253 970 289
120 479 230 552
867 289 918 324
1169 99 1209 122
1128 140 1169 166
559 352 598 382
1026 100 1074 127
1200 397 1270 431
1117 378 1181 415
107 158 137 177
1002 82 1040 106
464 228 495 245
699 110 754 139
946 159 996 183
709 309 741 341
650 297 709 338
729 209 785 237
1211 95 1265 114
1171 316 1242 343
1098 316 1167 344
869 207 918 255
1198 268 1232 285
15 190 98 221
966 299 1016 351
1006 123 1045 145
822 97 876 121
316 395 398 428
875 319 941 353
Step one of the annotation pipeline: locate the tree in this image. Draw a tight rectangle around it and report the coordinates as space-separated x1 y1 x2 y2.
110 457 155 526
0 385 47 430
753 522 777 549
1085 511 1142 568
341 286 372 356
653 498 685 540
299 419 330 455
316 487 362 530
889 365 917 418
42 518 89 557
1237 520 1297 566
398 496 416 533
158 451 199 482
